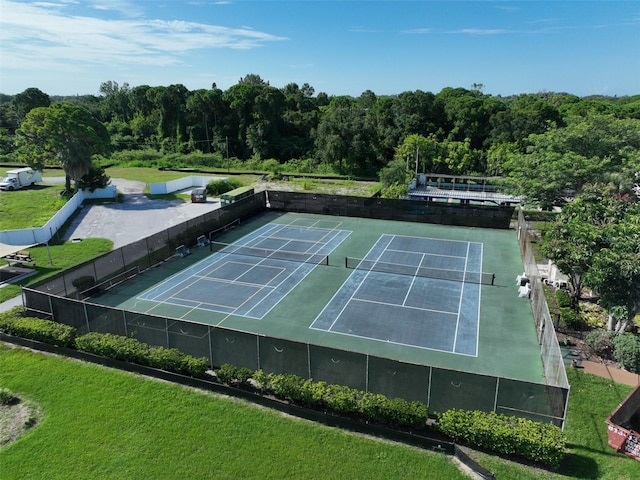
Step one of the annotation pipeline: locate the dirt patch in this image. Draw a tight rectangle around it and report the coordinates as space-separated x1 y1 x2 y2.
0 400 41 448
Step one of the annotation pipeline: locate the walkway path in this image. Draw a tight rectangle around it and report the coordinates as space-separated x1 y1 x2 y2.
580 360 640 387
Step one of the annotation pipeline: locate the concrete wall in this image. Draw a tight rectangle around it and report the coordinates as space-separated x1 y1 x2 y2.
148 176 227 195
0 185 117 246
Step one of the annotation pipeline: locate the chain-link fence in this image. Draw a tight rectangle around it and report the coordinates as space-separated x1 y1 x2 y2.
516 209 570 419
266 191 514 228
21 193 567 427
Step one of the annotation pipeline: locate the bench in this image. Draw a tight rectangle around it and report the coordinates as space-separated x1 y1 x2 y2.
4 250 35 266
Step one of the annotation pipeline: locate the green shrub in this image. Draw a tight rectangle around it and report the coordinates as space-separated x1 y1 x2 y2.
614 333 640 373
559 307 585 330
147 346 209 378
261 159 282 179
585 329 615 358
0 312 76 348
76 332 148 363
323 384 359 414
0 307 22 329
581 303 606 328
215 365 428 429
437 409 566 468
236 367 254 387
0 387 19 405
206 178 243 196
75 333 208 377
357 393 428 429
251 369 270 392
215 363 239 384
357 392 389 422
555 289 572 309
268 373 309 402
71 276 96 291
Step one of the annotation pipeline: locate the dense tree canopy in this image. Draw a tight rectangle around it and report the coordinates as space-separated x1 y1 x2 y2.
543 185 640 332
0 80 638 189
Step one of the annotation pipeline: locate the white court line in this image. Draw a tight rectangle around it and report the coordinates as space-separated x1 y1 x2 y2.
402 253 423 306
388 232 478 245
319 324 477 357
286 216 344 231
474 243 484 356
243 261 317 318
452 242 471 353
385 247 466 260
325 235 394 332
352 296 458 316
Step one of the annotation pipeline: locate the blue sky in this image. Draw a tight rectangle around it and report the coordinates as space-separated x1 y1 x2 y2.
1 0 638 97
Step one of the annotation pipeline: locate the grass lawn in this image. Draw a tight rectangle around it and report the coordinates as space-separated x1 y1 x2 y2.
464 369 638 480
0 239 113 303
0 346 466 480
0 183 69 231
1 347 639 479
104 166 260 190
104 166 379 196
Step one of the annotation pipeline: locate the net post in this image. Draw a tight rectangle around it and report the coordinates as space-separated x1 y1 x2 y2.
491 273 495 286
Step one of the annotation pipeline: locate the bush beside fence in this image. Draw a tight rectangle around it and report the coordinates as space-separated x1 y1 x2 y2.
437 409 566 468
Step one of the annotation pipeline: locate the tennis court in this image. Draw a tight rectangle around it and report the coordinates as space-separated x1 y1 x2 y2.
137 221 350 319
311 235 486 355
95 211 540 383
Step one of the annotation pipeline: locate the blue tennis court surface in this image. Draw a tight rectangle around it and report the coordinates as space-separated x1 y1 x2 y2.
138 223 350 319
311 234 483 356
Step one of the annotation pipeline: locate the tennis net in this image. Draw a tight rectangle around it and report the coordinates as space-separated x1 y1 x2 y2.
345 257 495 285
211 241 329 265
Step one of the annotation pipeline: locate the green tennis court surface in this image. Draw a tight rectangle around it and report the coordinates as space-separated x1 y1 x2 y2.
94 211 542 383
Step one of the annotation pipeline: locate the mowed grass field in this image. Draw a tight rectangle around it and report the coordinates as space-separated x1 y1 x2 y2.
1 345 639 480
0 346 466 480
0 182 69 231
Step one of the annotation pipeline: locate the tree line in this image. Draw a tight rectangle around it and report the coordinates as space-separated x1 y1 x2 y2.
1 76 639 200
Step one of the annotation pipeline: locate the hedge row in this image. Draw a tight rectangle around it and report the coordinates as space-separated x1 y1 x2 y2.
0 308 208 378
216 364 428 430
1 309 566 468
437 409 566 468
75 332 209 377
0 309 76 348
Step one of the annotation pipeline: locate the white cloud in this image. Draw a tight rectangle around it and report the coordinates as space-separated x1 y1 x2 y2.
402 28 433 34
0 0 287 71
456 29 509 35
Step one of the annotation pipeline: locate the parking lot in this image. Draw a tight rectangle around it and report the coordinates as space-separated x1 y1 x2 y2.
60 179 221 249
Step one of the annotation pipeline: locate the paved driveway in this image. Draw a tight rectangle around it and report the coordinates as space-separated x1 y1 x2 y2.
61 179 221 249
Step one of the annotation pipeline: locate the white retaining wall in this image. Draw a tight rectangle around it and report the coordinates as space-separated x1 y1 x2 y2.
149 176 227 195
0 185 117 246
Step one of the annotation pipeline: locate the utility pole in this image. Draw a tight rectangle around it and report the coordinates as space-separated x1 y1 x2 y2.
415 146 419 177
226 136 229 173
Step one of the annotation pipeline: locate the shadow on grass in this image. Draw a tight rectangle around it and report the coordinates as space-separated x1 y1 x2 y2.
555 450 600 479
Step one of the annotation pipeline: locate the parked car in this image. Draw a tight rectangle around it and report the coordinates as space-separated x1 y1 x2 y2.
191 187 207 203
